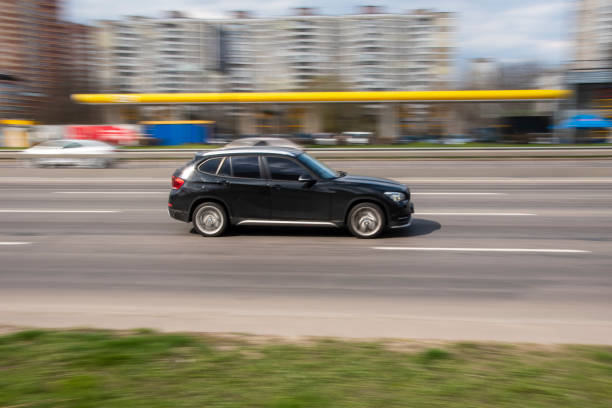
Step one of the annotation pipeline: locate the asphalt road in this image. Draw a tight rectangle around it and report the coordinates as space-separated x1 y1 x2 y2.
1 159 611 344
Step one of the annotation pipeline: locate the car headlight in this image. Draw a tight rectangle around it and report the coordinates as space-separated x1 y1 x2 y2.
384 191 406 202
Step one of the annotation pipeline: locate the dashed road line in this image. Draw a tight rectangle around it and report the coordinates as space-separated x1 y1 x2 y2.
373 247 590 254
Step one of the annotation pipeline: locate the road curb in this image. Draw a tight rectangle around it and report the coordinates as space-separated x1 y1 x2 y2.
2 147 612 160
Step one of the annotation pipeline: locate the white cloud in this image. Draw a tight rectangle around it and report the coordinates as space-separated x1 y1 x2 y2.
457 0 571 63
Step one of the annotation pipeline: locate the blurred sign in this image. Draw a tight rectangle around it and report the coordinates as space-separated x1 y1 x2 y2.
66 125 140 145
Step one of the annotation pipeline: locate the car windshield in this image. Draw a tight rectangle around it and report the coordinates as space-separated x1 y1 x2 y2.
297 153 338 179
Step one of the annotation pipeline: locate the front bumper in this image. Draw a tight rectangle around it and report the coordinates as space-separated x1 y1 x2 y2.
390 217 413 229
388 201 414 229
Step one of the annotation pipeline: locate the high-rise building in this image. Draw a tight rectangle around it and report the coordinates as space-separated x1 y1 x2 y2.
96 7 456 94
338 7 454 91
217 12 259 92
573 0 612 70
0 0 64 120
567 0 612 110
65 22 97 93
96 14 223 94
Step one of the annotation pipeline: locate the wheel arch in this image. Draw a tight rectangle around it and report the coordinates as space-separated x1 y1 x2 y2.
189 196 232 222
344 197 389 227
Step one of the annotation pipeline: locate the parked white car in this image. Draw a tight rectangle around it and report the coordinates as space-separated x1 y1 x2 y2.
313 133 338 145
342 132 372 145
225 137 302 150
21 139 117 168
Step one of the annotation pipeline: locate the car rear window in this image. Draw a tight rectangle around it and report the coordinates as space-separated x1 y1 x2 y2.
198 157 222 174
230 156 260 179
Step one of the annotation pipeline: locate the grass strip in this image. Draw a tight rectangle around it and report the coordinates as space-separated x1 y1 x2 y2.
1 329 611 408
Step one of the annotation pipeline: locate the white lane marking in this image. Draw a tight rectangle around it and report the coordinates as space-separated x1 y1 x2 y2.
55 191 166 195
412 192 507 196
373 247 591 254
0 177 168 183
0 210 120 213
2 177 612 184
0 242 32 246
395 177 612 184
417 212 536 216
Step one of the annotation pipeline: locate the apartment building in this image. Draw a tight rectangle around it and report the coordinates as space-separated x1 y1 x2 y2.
0 0 64 120
573 0 611 70
217 12 259 92
97 13 222 94
567 0 612 110
65 22 97 93
338 7 454 91
97 7 455 94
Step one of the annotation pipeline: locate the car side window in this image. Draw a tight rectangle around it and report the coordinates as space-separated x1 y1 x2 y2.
266 156 308 181
230 156 260 179
198 157 222 174
218 157 231 176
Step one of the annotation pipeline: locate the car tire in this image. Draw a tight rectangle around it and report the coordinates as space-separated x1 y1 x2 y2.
347 202 385 239
192 202 228 237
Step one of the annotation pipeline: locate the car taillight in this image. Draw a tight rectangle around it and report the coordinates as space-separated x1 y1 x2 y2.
172 176 185 190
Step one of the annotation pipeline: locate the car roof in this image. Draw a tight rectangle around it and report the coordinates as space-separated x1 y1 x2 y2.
195 146 303 159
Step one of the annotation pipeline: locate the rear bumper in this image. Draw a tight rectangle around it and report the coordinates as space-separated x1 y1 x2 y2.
168 207 189 222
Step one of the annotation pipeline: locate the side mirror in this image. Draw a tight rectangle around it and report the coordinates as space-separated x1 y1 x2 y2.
298 174 315 183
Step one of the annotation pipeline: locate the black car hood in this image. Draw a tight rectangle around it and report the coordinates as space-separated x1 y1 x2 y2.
336 175 407 191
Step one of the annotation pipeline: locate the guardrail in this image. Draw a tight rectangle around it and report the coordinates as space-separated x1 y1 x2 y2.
2 146 612 160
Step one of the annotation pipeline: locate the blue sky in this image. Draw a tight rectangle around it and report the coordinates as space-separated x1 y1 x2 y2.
66 0 573 65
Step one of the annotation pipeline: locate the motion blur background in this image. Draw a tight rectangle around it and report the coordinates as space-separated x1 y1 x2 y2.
0 0 610 145
2 3 612 406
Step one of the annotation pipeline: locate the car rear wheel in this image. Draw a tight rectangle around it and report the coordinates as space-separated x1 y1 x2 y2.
192 202 227 237
347 202 385 239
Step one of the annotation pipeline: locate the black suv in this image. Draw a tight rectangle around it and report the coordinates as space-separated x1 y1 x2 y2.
168 147 414 238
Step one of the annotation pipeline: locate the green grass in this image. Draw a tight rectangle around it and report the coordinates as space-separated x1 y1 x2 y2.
1 329 611 408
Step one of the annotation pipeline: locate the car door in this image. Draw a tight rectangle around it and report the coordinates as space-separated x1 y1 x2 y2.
219 155 270 220
263 155 332 221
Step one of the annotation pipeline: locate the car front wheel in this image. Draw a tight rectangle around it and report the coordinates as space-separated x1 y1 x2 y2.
347 202 385 238
192 202 227 237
